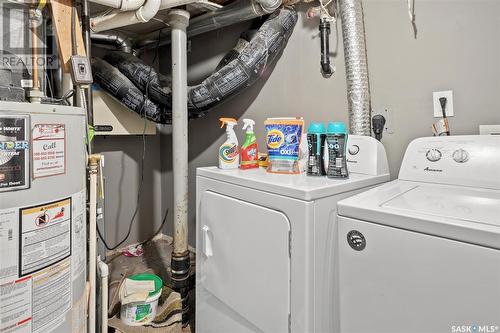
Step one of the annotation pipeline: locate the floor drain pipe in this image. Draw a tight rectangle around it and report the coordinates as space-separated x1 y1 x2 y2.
168 9 191 325
339 0 372 136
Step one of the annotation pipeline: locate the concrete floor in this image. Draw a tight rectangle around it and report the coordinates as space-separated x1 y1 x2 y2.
105 235 195 332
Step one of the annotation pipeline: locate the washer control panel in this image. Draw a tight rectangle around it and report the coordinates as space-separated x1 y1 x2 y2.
399 136 500 189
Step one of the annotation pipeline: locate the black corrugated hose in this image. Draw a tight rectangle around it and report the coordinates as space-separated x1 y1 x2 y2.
92 7 298 124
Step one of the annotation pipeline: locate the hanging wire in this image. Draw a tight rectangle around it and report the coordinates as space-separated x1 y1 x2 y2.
408 0 417 38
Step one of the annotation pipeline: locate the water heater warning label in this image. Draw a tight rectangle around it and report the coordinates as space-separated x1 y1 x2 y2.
0 276 32 333
32 124 66 179
19 198 71 276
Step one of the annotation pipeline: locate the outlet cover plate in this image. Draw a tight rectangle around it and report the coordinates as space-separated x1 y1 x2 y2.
433 90 454 117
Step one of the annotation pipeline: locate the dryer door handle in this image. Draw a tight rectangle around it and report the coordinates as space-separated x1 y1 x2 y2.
202 225 213 257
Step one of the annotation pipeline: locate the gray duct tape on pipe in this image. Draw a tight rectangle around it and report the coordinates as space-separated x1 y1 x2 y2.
93 7 298 123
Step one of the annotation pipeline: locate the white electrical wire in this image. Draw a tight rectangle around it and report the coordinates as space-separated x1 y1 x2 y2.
407 0 414 23
407 0 417 38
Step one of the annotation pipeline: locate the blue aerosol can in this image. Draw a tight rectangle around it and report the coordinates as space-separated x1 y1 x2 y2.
326 122 349 178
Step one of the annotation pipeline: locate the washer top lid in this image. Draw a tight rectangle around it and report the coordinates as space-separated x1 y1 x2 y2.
382 184 500 225
338 180 500 249
197 167 389 201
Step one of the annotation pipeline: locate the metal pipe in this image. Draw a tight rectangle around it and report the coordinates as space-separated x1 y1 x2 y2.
168 9 191 325
88 154 102 333
82 0 94 126
62 73 74 104
137 0 269 50
339 0 372 135
29 6 42 103
30 10 39 89
91 32 134 53
319 17 334 77
52 62 64 98
90 0 161 32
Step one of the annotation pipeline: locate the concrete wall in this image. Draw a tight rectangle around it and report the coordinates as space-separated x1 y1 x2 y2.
97 0 500 247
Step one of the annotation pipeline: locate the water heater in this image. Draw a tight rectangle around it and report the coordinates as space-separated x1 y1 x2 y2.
0 102 87 333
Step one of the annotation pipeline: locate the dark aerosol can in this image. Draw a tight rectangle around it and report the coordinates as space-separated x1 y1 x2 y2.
306 122 326 176
326 122 349 178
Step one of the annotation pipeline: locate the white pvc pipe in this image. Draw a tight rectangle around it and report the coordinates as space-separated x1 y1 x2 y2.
88 156 100 333
90 0 160 32
89 0 145 11
169 9 190 256
256 0 281 12
97 259 109 333
159 0 221 10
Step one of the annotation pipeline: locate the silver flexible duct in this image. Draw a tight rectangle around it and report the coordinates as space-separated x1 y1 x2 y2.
339 0 371 136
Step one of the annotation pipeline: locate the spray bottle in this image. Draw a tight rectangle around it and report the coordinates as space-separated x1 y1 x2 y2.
240 119 259 169
326 122 349 178
219 118 239 169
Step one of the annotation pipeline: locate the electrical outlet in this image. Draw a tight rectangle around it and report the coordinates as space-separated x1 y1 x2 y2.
433 90 454 117
373 107 394 134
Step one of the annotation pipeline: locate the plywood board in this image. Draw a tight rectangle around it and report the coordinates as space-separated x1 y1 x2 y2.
49 0 86 72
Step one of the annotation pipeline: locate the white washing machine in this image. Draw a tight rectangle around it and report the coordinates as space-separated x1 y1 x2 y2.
196 135 390 333
336 135 500 333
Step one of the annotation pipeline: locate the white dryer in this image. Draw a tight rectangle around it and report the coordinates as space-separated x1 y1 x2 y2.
337 135 500 333
196 135 389 333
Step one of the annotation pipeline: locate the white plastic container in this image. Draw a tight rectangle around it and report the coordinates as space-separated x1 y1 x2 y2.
120 273 163 326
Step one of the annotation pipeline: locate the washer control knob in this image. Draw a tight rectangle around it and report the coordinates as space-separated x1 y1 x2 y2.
426 149 442 162
453 149 469 163
348 145 360 155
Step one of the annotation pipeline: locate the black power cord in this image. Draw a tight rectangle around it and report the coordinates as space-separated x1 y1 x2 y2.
96 29 166 251
372 114 386 141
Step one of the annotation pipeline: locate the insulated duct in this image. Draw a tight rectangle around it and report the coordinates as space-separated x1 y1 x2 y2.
339 0 371 136
91 57 170 123
94 7 298 123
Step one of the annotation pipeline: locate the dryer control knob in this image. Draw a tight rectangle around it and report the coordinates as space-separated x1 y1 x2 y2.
348 145 360 155
426 149 442 162
453 149 469 163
